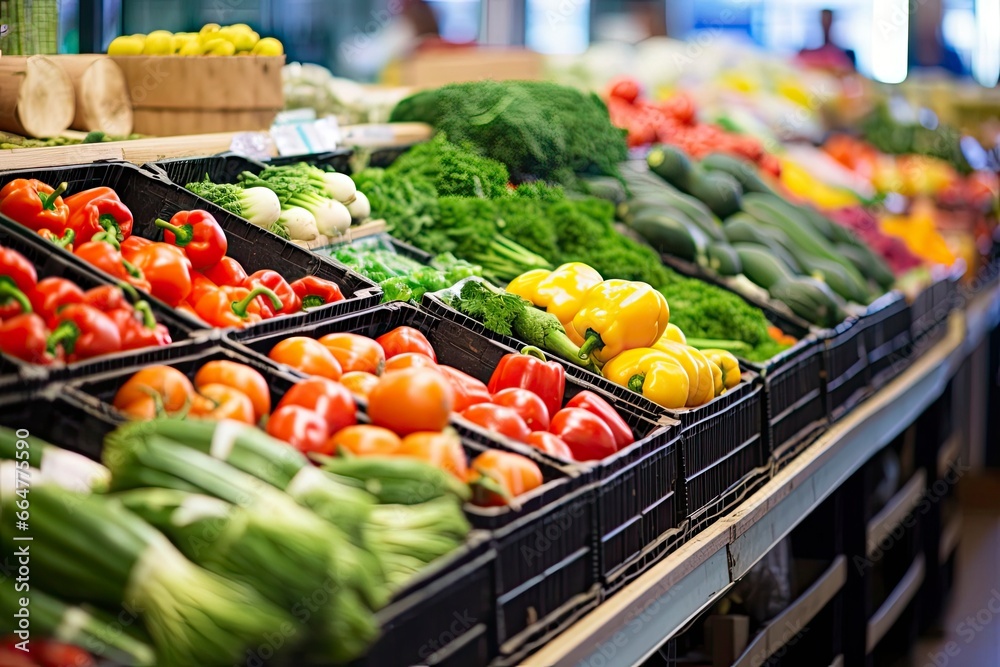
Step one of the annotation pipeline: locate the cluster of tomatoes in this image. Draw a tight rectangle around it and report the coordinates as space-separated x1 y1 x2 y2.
605 77 780 176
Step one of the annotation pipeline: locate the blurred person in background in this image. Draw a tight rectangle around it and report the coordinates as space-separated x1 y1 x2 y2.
909 0 966 76
797 8 856 74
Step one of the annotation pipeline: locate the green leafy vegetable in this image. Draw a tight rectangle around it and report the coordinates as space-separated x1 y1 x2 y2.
390 133 511 198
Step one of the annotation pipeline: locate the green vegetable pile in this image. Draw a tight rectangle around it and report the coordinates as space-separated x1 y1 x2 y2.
658 273 792 362
0 130 144 149
333 243 481 303
390 134 511 198
860 103 971 173
389 80 628 185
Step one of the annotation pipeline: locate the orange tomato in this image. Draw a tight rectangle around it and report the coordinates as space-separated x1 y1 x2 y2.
113 366 194 415
194 360 271 419
383 352 439 373
367 367 454 436
468 449 544 507
269 337 343 381
340 371 380 400
191 384 256 424
398 430 469 481
318 333 386 375
328 424 402 456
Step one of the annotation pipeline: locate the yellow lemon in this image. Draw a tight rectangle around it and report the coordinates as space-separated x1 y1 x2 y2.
107 35 145 55
143 30 174 55
252 37 284 56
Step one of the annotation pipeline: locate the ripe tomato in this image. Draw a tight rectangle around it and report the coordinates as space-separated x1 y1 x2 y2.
340 371 380 400
113 366 194 415
194 360 271 420
269 336 343 381
375 326 437 361
368 367 454 436
491 388 550 431
318 333 386 375
550 408 617 461
383 352 439 373
460 403 531 443
607 77 640 104
277 377 357 436
191 384 256 424
328 424 402 456
398 430 469 481
439 366 492 412
525 431 574 460
266 405 329 455
468 450 544 507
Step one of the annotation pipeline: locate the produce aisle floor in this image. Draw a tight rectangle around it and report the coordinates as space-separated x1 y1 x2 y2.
915 473 1000 666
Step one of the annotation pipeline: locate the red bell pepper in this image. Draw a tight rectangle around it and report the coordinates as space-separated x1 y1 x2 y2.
244 269 300 315
47 304 122 362
120 235 153 261
29 277 85 326
0 313 60 365
130 243 193 307
461 403 532 443
37 228 75 251
289 275 344 309
64 187 134 244
375 326 437 361
0 180 69 233
487 346 565 419
203 256 248 287
155 210 228 269
549 408 617 461
438 366 492 412
74 241 149 291
492 387 551 431
188 270 219 306
193 285 282 329
0 245 38 319
565 391 634 451
111 301 172 350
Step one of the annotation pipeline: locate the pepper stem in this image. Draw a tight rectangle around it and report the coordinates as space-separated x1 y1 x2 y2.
55 229 75 248
91 231 120 250
154 218 194 246
122 258 144 280
577 330 604 361
38 182 67 210
301 294 325 309
232 286 282 318
47 321 79 356
116 281 139 301
0 281 32 315
134 301 157 329
519 346 548 361
99 214 124 242
627 373 646 394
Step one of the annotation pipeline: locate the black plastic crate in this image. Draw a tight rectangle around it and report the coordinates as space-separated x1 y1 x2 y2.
315 231 436 266
0 222 202 391
369 143 417 169
679 381 769 534
910 274 959 352
0 161 382 330
147 149 355 187
822 316 870 422
864 292 913 390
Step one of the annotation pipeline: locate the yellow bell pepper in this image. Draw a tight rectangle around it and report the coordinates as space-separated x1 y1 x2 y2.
650 339 700 405
706 359 725 397
685 347 718 406
700 349 742 390
573 280 670 364
663 323 686 344
506 269 550 303
602 348 689 409
535 263 603 325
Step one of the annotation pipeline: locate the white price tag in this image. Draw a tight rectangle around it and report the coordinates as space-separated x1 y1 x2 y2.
270 117 342 157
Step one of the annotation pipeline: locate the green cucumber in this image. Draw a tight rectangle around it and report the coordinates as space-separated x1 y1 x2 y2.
836 242 895 291
630 211 709 264
796 253 872 304
701 153 776 194
706 242 742 276
724 215 803 273
733 243 796 289
582 176 628 204
688 168 743 218
651 183 726 242
647 144 693 189
768 276 848 328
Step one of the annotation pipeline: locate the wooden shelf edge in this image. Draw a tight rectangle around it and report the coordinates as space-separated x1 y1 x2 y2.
866 554 926 653
939 513 962 563
866 470 927 558
732 556 848 667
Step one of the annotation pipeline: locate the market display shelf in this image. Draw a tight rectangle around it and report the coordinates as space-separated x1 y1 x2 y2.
521 303 976 667
730 556 847 667
865 554 925 654
939 513 962 564
0 161 382 331
865 469 926 558
937 432 962 478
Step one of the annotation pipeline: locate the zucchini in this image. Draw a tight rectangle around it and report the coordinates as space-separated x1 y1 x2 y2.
688 168 743 218
647 144 693 189
701 153 776 194
796 253 872 304
837 242 895 291
792 202 838 241
706 242 742 276
630 211 709 264
768 276 848 328
724 215 803 272
650 183 727 242
582 176 628 204
732 243 796 289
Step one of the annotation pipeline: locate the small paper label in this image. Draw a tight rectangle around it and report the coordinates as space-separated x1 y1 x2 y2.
270 117 342 157
230 131 275 161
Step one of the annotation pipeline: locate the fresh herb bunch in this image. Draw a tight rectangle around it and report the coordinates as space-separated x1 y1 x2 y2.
391 134 511 198
333 245 481 303
389 80 628 185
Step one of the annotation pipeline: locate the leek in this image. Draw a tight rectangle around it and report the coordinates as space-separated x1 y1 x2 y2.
185 178 282 233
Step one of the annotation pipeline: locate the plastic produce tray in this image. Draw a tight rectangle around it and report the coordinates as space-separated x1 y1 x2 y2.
231 301 678 652
675 380 769 535
822 315 870 423
369 143 417 169
864 292 912 391
0 161 382 330
147 149 354 187
910 273 958 352
316 231 436 265
0 222 201 391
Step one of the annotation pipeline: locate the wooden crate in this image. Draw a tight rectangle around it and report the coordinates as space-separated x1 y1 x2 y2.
109 55 285 135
